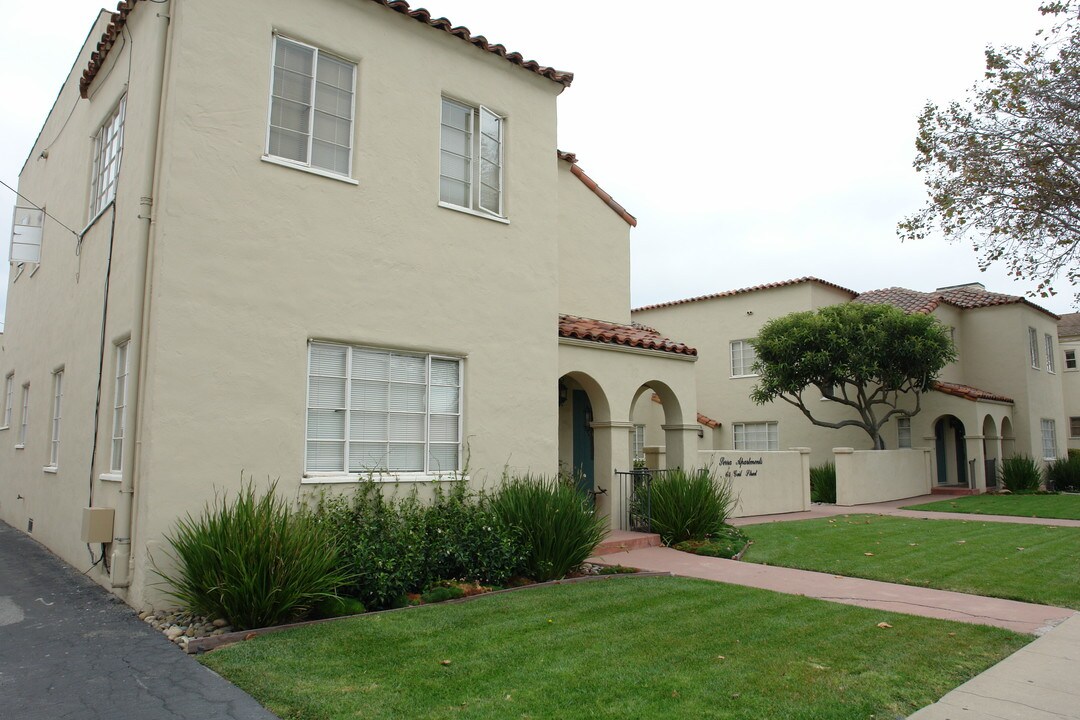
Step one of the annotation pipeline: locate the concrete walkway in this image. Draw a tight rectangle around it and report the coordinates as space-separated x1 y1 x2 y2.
0 520 278 720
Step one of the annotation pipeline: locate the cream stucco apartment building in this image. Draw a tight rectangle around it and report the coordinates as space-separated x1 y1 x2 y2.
633 278 1067 491
0 0 703 609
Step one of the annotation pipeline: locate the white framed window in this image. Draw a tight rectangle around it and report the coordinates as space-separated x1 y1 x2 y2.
267 36 356 177
1045 334 1056 373
732 421 778 451
730 340 758 377
897 417 912 449
17 383 29 447
1066 349 1078 371
1029 327 1040 369
1070 417 1080 439
110 342 129 473
48 370 63 468
1041 419 1058 460
440 98 504 217
306 342 462 475
2 373 13 428
90 96 126 218
633 424 646 461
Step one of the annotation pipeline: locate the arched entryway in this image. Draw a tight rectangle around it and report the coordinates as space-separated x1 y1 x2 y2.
982 415 999 489
934 415 968 487
558 373 610 500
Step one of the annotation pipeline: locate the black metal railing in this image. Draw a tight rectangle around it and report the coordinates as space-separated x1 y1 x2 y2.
616 468 675 532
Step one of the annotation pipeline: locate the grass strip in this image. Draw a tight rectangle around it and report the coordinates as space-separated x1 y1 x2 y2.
903 494 1080 521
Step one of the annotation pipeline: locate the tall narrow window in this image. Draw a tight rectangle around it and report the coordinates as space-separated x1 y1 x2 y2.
306 342 462 475
267 36 356 176
17 383 29 447
440 98 504 217
730 340 758 377
897 417 912 449
1029 327 1040 369
1070 417 1080 438
1041 419 1058 460
110 343 129 473
48 370 63 468
633 424 646 461
90 96 126 217
1045 334 1056 373
2 373 13 428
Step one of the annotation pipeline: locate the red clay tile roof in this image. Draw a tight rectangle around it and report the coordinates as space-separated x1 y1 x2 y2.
558 151 636 227
854 285 1059 320
632 278 858 313
80 0 573 98
559 315 696 356
1059 312 1080 338
932 381 1013 404
649 393 720 427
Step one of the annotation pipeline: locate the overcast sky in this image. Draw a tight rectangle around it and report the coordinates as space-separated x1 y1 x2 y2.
0 0 1073 330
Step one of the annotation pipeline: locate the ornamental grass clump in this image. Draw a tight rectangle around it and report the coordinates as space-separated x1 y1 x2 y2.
1045 455 1080 493
1000 455 1044 493
810 462 837 504
489 473 606 582
156 481 349 631
636 467 737 545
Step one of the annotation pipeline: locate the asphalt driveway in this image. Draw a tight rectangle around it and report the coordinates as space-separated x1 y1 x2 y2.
0 520 278 719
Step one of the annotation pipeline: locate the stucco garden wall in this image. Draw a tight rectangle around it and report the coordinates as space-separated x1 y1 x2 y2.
699 449 810 518
833 448 932 506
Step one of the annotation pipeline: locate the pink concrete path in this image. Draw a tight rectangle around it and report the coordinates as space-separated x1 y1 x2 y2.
587 545 1075 635
730 495 1080 528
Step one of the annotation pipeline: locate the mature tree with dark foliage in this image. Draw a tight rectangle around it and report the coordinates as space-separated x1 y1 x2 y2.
750 304 956 450
900 2 1080 302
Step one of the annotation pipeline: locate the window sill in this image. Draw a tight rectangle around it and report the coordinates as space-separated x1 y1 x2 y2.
0 426 8 431
261 155 359 185
14 444 24 450
301 472 465 485
438 201 510 225
730 374 759 380
82 201 115 236
43 466 58 474
99 473 123 483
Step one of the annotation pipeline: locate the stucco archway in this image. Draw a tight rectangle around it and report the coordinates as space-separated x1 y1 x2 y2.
558 372 610 499
933 415 968 487
982 415 1000 489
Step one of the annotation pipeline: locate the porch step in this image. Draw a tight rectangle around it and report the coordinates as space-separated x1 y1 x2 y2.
593 530 662 556
931 485 978 496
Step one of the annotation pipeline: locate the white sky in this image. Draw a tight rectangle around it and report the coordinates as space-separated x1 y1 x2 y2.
0 0 1073 331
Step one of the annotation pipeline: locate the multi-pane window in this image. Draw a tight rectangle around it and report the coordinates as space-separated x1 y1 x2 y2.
897 417 912 449
2 373 13 428
1070 417 1080 439
1029 327 1040 369
732 421 778 451
1045 334 1056 373
90 97 126 218
1066 349 1078 370
17 384 29 447
1041 419 1058 460
48 370 63 467
440 98 504 216
306 342 462 475
730 340 758 377
267 36 356 176
110 343 129 473
633 424 646 461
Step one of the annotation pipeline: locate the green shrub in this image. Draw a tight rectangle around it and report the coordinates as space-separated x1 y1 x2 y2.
312 595 366 619
673 526 750 559
1000 455 1044 493
420 585 466 604
489 473 606 582
156 481 349 630
810 462 837 504
1046 455 1080 493
634 467 736 545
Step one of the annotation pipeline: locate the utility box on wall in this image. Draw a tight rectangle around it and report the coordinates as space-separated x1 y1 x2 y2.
81 507 115 543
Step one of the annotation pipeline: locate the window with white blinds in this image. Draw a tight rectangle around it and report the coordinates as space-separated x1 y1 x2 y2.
306 342 461 475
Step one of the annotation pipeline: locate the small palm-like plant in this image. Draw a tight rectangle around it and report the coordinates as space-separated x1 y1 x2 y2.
999 455 1043 493
635 467 737 545
810 462 837 504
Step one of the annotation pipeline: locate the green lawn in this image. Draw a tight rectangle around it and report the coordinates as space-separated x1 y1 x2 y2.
903 493 1080 520
201 577 1027 720
742 515 1080 609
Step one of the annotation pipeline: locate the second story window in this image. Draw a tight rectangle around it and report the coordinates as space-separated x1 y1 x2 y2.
1029 327 1040 369
267 36 356 177
440 98 504 217
1066 349 1078 371
1045 334 1056 373
2 373 13 428
90 96 126 218
730 340 758 377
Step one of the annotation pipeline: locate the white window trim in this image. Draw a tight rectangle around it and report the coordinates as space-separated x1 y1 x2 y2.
1069 417 1080 439
1041 418 1058 460
732 421 779 451
1065 349 1078 372
265 35 357 179
439 98 506 219
1 372 13 430
1029 327 1040 369
1045 334 1056 373
897 417 912 449
89 96 126 219
304 341 463 478
17 383 29 448
110 342 129 474
47 369 63 469
729 339 758 378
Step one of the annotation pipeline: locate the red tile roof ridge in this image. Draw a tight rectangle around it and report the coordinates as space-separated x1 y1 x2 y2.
631 277 858 313
854 286 1059 320
932 380 1013 404
558 151 636 227
80 0 573 98
648 393 721 428
559 314 696 356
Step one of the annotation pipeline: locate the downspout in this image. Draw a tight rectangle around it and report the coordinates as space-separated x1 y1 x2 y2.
111 0 173 589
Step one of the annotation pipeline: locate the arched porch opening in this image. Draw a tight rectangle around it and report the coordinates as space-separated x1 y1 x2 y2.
934 415 968 487
628 380 690 470
982 415 1000 489
1001 417 1016 458
557 372 610 500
